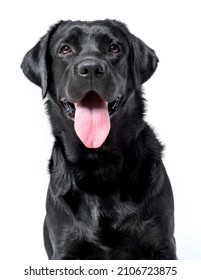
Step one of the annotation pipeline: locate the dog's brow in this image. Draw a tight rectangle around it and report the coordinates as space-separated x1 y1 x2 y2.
65 27 83 40
95 33 114 42
89 32 118 45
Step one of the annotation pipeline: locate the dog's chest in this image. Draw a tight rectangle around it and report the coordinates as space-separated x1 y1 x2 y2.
63 153 140 244
73 192 139 244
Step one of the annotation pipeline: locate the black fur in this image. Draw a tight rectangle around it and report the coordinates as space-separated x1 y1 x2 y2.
21 19 177 260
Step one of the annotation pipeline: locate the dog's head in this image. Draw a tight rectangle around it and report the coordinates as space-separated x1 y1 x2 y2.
21 20 158 148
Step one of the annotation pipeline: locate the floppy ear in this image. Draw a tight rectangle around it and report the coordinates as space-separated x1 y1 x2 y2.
21 21 62 98
130 36 159 84
21 34 49 98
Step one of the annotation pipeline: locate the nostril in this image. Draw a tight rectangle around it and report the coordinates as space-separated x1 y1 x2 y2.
95 66 105 76
79 67 89 77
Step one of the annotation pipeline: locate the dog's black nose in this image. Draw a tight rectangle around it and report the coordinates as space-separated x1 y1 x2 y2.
77 60 106 78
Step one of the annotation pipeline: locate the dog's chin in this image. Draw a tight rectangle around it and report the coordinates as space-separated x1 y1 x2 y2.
60 91 122 121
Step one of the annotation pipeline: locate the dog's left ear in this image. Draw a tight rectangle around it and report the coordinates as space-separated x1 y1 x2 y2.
130 35 159 85
21 21 62 98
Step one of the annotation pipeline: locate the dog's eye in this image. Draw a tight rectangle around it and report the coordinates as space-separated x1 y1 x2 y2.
108 44 120 53
59 45 72 55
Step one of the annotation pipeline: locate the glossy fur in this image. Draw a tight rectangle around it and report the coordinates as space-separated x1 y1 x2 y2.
21 19 177 259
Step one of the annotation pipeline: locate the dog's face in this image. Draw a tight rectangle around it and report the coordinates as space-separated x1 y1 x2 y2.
50 21 128 104
21 20 158 148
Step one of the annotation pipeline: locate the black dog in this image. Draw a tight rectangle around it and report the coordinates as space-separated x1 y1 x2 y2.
21 19 177 259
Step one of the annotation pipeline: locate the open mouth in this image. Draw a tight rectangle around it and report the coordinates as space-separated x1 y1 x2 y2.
60 91 122 148
60 92 122 121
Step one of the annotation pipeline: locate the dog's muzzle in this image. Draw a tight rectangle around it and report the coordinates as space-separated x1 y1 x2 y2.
59 58 122 149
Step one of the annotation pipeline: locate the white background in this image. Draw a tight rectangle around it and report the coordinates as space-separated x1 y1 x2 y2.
0 0 201 271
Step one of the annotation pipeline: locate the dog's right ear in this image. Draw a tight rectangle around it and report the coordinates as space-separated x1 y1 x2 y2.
21 22 62 98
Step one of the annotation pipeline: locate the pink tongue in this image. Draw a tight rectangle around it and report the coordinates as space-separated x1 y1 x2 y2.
74 94 110 148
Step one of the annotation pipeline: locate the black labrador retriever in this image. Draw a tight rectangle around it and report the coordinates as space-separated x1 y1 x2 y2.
21 19 177 259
